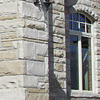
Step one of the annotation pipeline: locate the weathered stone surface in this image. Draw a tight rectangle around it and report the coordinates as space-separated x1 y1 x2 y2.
26 93 49 100
1 33 17 39
54 27 65 35
0 2 17 14
0 76 24 89
35 43 48 57
0 19 24 33
54 49 64 57
53 4 64 12
1 42 12 47
53 0 64 5
55 63 64 71
24 76 38 88
26 88 46 93
18 41 35 59
0 61 26 75
0 89 25 100
0 50 17 60
25 20 45 30
17 28 48 41
36 56 44 62
27 61 45 76
20 1 44 21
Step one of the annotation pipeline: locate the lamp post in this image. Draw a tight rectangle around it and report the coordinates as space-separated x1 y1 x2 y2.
44 0 51 11
33 0 51 11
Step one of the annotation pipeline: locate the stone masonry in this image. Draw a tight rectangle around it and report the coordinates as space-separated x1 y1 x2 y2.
0 0 66 100
0 0 100 100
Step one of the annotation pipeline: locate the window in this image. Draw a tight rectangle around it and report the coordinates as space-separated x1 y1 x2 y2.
69 13 93 91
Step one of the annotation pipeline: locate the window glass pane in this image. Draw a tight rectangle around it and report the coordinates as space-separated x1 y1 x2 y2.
70 35 79 90
73 22 79 31
86 17 91 24
69 14 72 20
69 21 72 30
82 37 92 90
86 25 91 33
80 23 85 32
73 13 79 21
80 14 85 22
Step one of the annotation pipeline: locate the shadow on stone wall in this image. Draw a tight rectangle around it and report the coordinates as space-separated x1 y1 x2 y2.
48 3 68 99
37 0 78 99
47 0 78 100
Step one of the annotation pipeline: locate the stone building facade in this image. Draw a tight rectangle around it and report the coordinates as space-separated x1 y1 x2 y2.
0 0 100 100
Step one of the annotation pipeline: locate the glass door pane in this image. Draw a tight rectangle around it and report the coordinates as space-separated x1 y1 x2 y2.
70 35 79 90
82 37 92 90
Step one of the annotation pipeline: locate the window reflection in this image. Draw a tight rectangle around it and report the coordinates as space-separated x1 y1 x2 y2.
70 35 79 90
82 37 92 90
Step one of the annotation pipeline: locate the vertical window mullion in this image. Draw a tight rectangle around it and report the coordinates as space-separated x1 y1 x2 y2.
91 37 95 92
78 35 83 91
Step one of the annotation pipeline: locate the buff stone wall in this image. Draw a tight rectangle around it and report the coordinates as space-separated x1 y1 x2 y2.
0 0 67 100
1 0 100 100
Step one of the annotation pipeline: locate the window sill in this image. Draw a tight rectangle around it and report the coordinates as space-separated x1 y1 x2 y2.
71 90 100 98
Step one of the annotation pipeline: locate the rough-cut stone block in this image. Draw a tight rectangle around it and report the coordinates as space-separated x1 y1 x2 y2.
27 61 45 76
55 20 65 28
25 20 45 30
54 57 66 63
26 93 48 100
53 0 64 5
0 89 25 100
0 76 24 89
17 28 48 40
0 19 24 33
38 30 48 40
26 88 46 93
54 43 65 49
18 41 35 59
53 36 64 43
0 50 17 60
55 72 66 80
1 33 17 39
1 42 12 47
17 28 38 39
0 14 18 21
36 56 44 61
0 2 17 14
52 4 64 12
54 49 64 57
0 61 26 75
21 2 44 21
24 76 38 88
55 63 64 71
54 27 65 35
35 43 48 56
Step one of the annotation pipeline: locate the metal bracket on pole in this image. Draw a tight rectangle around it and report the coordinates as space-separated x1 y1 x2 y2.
44 0 52 11
33 0 39 5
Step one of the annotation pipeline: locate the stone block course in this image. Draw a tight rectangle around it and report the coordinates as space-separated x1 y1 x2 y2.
17 28 48 41
0 75 24 89
27 61 45 76
24 76 38 88
25 20 45 31
0 88 25 100
0 50 17 60
21 1 44 21
0 2 17 15
1 33 17 39
55 63 64 71
26 93 49 100
1 41 12 47
0 61 26 75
